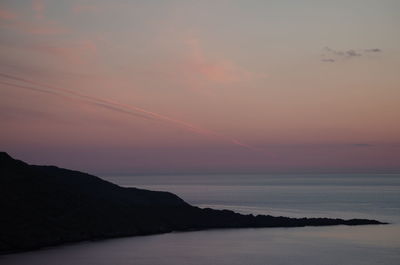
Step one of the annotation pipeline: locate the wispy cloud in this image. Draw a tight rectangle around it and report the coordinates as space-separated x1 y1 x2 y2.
345 49 362 57
321 47 382 62
364 48 382 53
0 80 153 120
0 72 253 149
0 7 18 21
0 1 67 35
321 58 335 63
184 38 264 84
32 0 45 20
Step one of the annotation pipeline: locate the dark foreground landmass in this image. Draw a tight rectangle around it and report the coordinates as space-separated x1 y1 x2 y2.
0 152 386 254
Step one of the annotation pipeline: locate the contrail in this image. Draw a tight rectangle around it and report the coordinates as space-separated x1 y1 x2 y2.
0 81 153 120
0 73 152 119
0 72 253 149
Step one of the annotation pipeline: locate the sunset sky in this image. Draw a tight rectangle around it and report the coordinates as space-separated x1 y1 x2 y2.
1 0 399 174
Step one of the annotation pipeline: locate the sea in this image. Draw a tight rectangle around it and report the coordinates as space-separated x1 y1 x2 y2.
1 174 399 265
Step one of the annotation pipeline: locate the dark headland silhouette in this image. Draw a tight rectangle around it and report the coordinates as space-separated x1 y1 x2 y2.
0 152 386 254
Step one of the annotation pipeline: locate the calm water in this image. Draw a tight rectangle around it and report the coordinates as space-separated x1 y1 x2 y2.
2 174 400 265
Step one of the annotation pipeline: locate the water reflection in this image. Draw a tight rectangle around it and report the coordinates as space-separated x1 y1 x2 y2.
2 225 399 265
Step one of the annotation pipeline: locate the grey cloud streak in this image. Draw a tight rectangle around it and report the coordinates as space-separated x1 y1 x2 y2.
321 47 382 62
365 48 382 53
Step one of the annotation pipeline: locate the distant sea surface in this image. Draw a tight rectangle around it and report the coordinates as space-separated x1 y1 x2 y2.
2 174 400 265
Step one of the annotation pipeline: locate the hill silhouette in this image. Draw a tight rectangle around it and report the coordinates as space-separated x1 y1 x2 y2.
0 152 385 253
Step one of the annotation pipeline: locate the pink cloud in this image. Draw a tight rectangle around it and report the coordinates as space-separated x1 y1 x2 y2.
184 38 264 84
32 0 45 19
0 2 66 35
0 7 17 21
195 59 251 83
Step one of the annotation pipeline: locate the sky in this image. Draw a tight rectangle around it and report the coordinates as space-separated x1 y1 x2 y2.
1 0 399 175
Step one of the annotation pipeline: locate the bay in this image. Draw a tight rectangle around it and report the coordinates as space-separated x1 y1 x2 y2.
2 174 399 265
